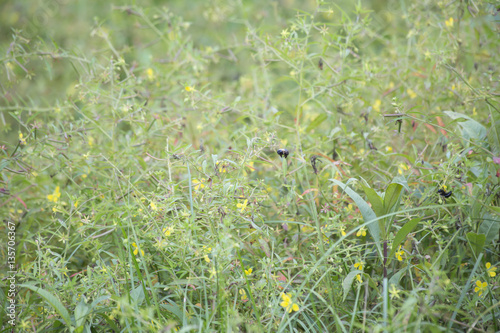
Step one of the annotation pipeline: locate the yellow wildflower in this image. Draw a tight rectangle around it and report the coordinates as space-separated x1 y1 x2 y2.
486 262 497 277
356 274 363 283
389 284 400 299
407 89 417 99
150 201 158 211
163 226 173 237
245 268 253 276
474 280 487 297
204 254 211 263
398 163 409 175
445 17 454 28
192 178 205 190
395 245 405 262
356 226 367 237
339 227 346 236
281 29 290 38
132 242 144 256
373 99 382 112
145 68 155 81
386 146 393 152
185 86 194 92
19 133 27 145
280 293 299 313
239 289 247 301
47 186 61 203
237 199 248 213
354 262 364 270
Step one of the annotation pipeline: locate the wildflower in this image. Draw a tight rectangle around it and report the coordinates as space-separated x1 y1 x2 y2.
245 268 253 276
132 242 144 256
185 86 194 92
19 133 27 145
386 146 393 152
474 280 487 297
150 201 158 211
163 226 173 237
356 274 363 283
354 262 364 270
486 262 497 277
217 161 227 173
301 225 315 232
407 89 417 99
280 293 299 313
389 284 400 299
398 163 409 175
319 25 329 36
192 178 205 190
47 186 61 203
373 99 382 112
356 226 367 237
395 245 405 262
239 289 247 301
88 137 94 147
281 29 290 38
445 17 454 28
204 254 211 263
146 68 155 81
237 199 248 213
339 227 346 236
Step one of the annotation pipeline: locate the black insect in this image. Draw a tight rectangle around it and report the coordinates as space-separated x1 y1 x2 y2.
277 148 289 159
437 189 452 198
318 58 323 70
311 155 320 174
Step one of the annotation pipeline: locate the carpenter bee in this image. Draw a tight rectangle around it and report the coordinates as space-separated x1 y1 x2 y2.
437 188 452 198
277 148 289 159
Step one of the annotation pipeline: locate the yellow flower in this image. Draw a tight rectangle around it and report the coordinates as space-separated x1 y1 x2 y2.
301 225 315 232
239 289 247 300
237 199 248 213
340 227 346 236
204 254 211 263
88 137 94 147
354 262 364 270
185 86 194 92
81 174 87 179
486 262 497 277
132 242 144 256
385 146 393 152
47 186 61 203
150 201 158 211
356 226 367 237
445 17 454 28
280 293 299 313
74 201 78 208
192 178 205 190
19 133 27 145
356 274 363 283
373 99 382 112
407 89 417 99
389 284 400 299
245 268 253 276
163 226 173 237
145 68 155 81
395 245 405 262
474 280 487 297
398 163 409 175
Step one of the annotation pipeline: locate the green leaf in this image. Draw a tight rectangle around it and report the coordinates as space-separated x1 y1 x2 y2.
444 111 487 141
74 298 89 327
306 114 327 132
342 270 363 301
478 214 500 245
466 232 486 259
20 283 72 327
487 111 500 155
331 178 382 258
388 218 421 265
361 184 384 217
383 183 403 213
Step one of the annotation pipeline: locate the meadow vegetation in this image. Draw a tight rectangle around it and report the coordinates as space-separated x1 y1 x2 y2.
1 0 499 331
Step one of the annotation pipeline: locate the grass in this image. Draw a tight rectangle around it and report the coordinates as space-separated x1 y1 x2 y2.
1 0 499 332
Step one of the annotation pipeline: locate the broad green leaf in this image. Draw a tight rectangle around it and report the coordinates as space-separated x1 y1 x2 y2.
361 184 384 217
331 178 382 258
75 298 89 327
384 183 403 213
444 111 486 141
306 113 327 132
388 217 421 265
342 270 363 301
478 214 500 245
466 232 486 259
20 283 72 327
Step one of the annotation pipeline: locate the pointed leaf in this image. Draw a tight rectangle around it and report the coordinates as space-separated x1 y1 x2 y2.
444 111 486 140
388 218 421 265
306 114 327 132
20 283 72 327
342 270 363 301
466 232 486 258
361 184 384 217
331 178 382 258
478 214 500 245
384 183 403 213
